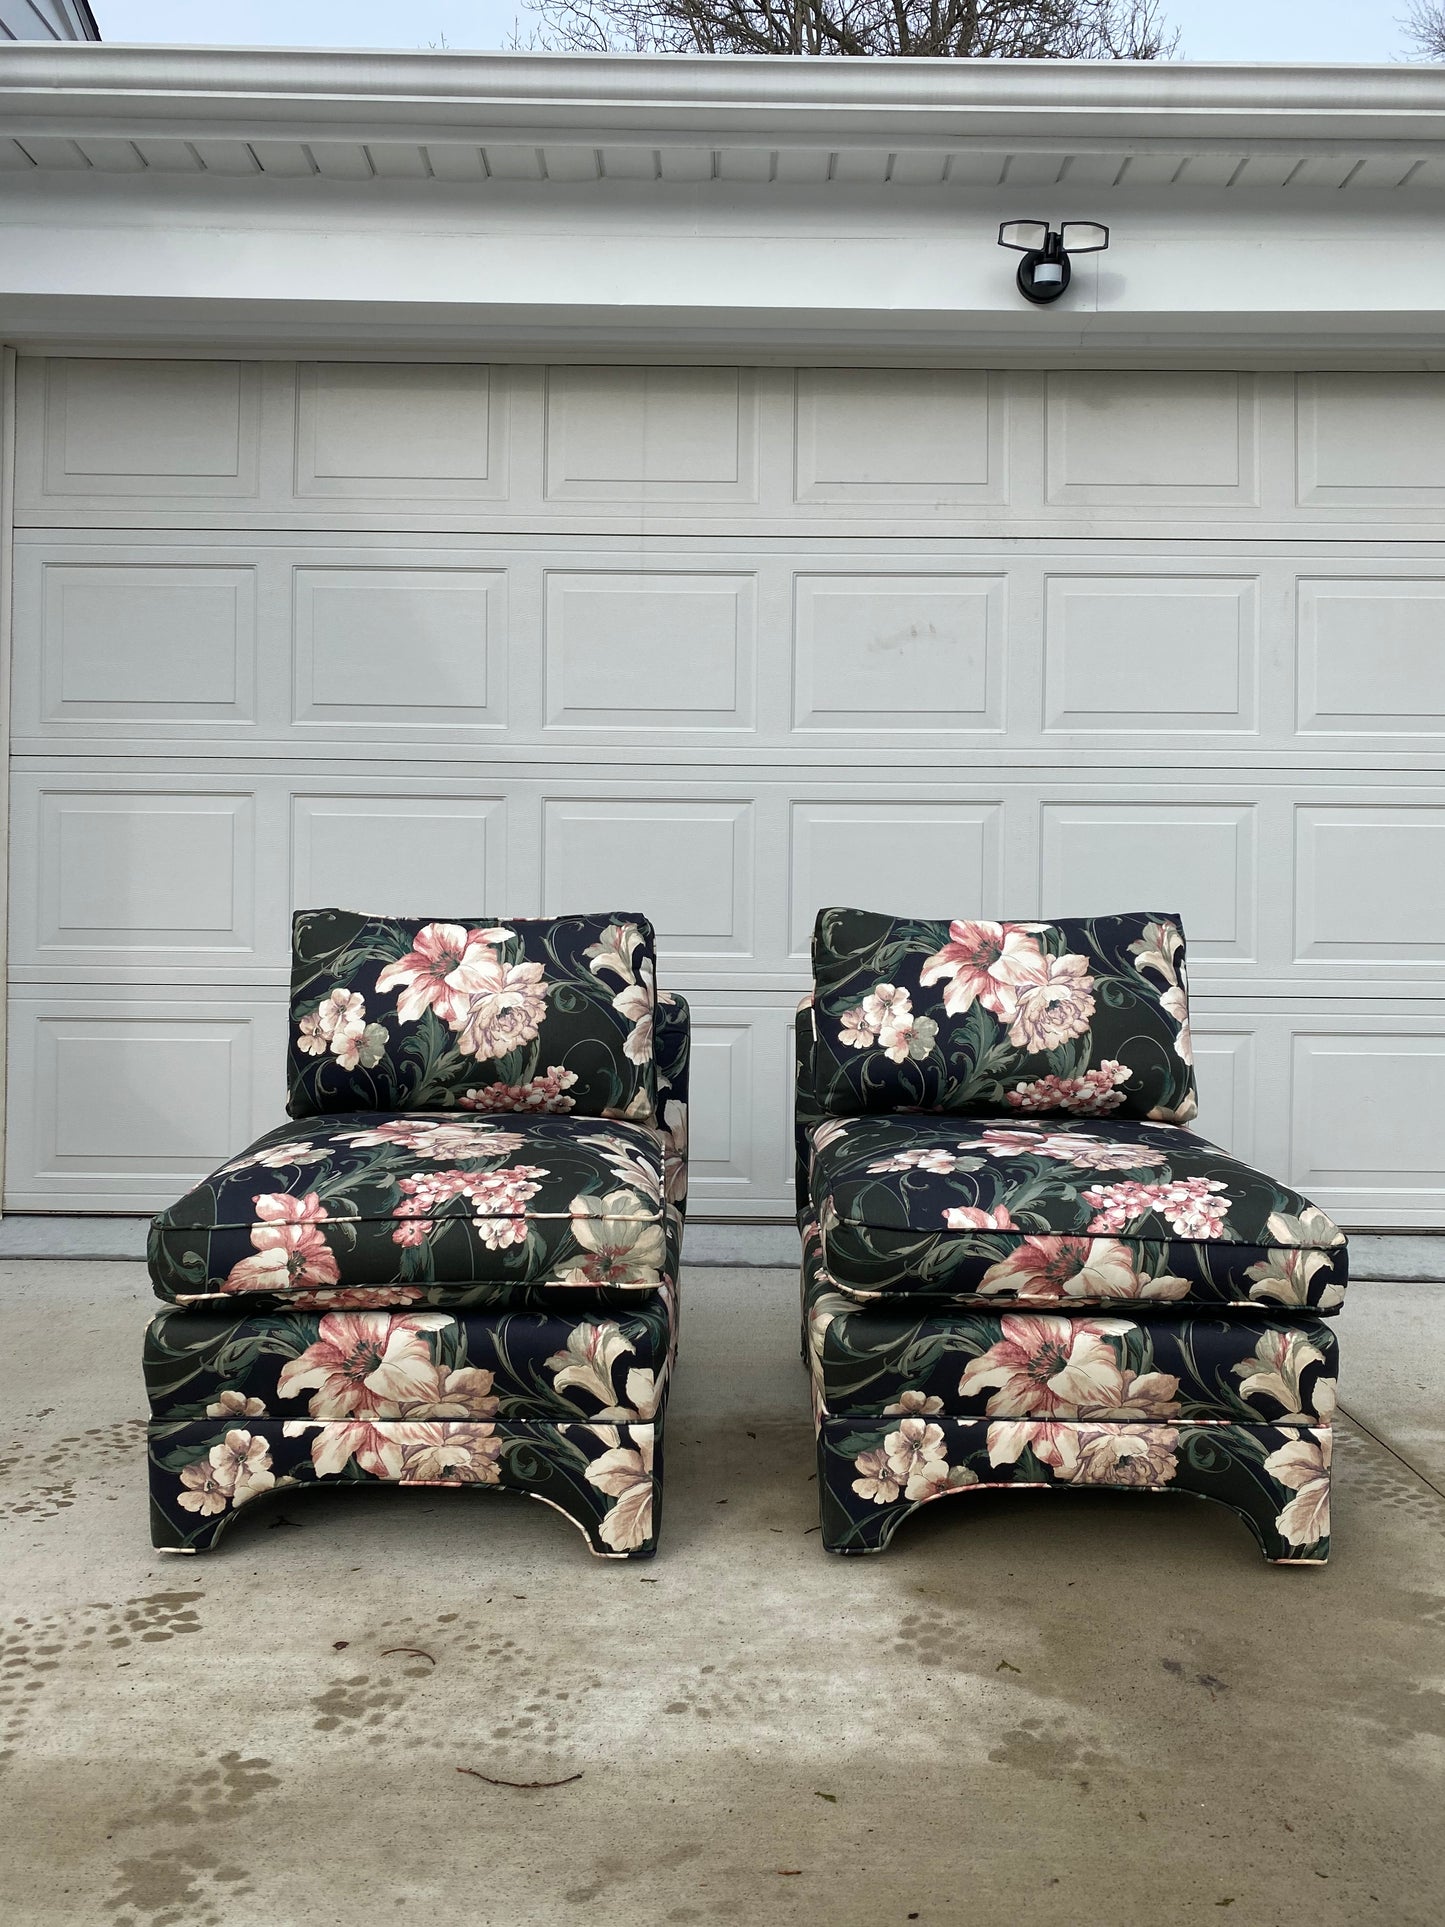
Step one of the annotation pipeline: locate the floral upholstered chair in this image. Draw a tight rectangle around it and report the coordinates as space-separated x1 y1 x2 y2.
797 908 1342 1564
144 910 688 1559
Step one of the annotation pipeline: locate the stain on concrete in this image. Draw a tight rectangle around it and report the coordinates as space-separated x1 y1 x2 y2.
107 1841 254 1927
1336 1420 1445 1525
0 1418 147 1524
987 1714 1114 1779
0 1590 204 1776
309 1672 408 1735
565 1841 703 1906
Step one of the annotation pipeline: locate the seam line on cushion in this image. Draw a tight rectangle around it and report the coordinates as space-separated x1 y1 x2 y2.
820 1215 1341 1254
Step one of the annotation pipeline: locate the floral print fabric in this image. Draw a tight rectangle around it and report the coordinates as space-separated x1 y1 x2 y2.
145 1294 675 1428
802 1220 1339 1424
809 1114 1347 1312
809 908 1197 1125
815 1413 1331 1561
287 909 659 1123
149 1112 679 1309
655 991 690 1216
149 1416 661 1558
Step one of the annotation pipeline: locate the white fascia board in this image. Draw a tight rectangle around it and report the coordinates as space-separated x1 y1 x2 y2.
0 169 1442 360
5 48 1445 149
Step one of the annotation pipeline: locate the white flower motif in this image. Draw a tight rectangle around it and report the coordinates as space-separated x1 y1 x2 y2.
1264 1431 1331 1549
546 1321 661 1420
550 1191 666 1290
584 1426 656 1550
205 1390 266 1420
1232 1329 1330 1423
208 1429 276 1506
882 1389 946 1417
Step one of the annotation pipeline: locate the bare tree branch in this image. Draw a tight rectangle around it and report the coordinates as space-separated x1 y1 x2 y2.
514 0 1179 59
1403 1 1445 57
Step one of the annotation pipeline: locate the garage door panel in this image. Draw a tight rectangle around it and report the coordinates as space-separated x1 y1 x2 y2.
793 368 1006 506
295 362 508 502
25 357 264 504
1289 1025 1445 1222
291 794 509 919
792 572 1004 732
11 785 264 974
1046 370 1259 507
292 564 505 733
14 531 1445 761
25 558 258 727
544 365 759 505
1294 806 1445 965
1043 574 1258 735
543 569 756 732
16 361 1445 542
13 762 1443 993
1189 1027 1257 1166
1296 576 1445 736
3 992 286 1212
682 997 792 1216
1297 373 1445 506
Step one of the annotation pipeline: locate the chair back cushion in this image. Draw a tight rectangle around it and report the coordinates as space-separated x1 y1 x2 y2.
287 909 658 1121
809 908 1197 1124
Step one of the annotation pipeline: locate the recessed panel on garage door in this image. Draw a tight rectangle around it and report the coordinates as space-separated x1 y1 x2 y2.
29 790 255 960
1298 374 1445 505
293 566 503 730
1296 577 1445 735
1046 372 1257 506
4 1003 261 1195
295 363 506 500
33 560 256 724
544 571 755 730
1044 576 1257 733
545 366 757 502
291 794 507 916
793 369 1004 505
1291 1032 1445 1216
792 574 1003 730
686 1021 752 1187
1189 1028 1256 1162
32 358 262 500
1294 807 1445 962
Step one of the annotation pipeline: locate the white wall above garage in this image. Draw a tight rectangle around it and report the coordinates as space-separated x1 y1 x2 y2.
2 50 1445 359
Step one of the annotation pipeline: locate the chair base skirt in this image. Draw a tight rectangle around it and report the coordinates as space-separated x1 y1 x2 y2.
817 1415 1329 1565
148 1416 662 1560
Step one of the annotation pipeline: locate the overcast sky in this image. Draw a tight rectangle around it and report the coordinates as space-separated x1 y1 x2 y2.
92 1 1417 63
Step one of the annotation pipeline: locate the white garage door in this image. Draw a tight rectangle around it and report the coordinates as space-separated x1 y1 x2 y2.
7 358 1444 1224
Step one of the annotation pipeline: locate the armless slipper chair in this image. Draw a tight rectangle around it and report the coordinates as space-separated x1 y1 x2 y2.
144 910 688 1560
797 909 1344 1565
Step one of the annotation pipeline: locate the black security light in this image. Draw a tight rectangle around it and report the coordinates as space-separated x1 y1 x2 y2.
997 220 1110 305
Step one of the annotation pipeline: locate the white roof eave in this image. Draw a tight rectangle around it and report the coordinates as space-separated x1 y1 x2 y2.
3 47 1445 150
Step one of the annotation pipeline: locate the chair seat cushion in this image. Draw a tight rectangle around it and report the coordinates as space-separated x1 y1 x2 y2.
150 1113 677 1310
145 1291 675 1428
802 1219 1338 1423
808 1114 1346 1312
